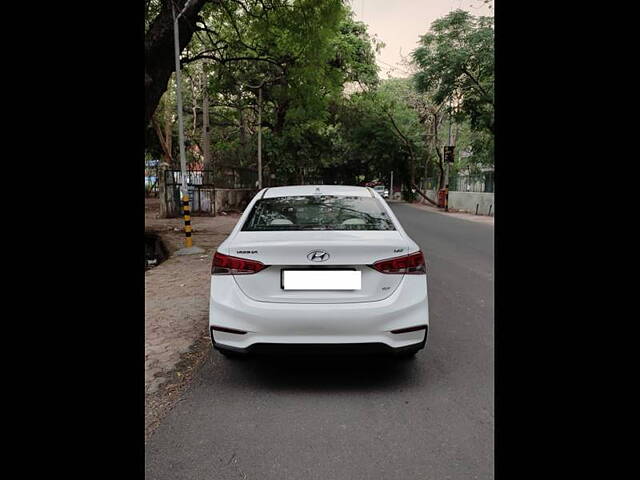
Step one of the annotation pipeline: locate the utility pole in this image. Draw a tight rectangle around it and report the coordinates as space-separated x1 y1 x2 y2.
201 62 210 172
258 85 262 189
172 0 204 255
172 1 188 199
248 75 283 189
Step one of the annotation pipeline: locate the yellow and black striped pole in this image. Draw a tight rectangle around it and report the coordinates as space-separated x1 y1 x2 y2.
182 193 193 248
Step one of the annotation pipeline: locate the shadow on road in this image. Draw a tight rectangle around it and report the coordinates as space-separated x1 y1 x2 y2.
203 352 429 393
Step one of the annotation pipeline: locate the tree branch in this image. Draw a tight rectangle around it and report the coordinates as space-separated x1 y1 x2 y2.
152 117 174 161
461 66 493 105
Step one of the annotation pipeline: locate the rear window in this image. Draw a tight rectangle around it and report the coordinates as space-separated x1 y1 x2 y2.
242 195 396 231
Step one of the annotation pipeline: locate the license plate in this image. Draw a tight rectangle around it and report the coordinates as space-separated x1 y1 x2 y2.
281 270 361 290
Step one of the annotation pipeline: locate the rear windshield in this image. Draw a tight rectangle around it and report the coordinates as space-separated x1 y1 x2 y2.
242 195 396 231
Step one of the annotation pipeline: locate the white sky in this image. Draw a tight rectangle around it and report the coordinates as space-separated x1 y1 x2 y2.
347 0 493 78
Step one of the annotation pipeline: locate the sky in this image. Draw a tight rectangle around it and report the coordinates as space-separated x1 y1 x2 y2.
347 0 493 79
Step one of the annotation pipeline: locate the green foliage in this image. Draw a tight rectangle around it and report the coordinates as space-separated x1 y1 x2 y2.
412 9 494 140
168 0 387 181
145 2 493 192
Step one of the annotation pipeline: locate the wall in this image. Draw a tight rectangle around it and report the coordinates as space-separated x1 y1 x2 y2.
165 188 255 217
422 189 495 216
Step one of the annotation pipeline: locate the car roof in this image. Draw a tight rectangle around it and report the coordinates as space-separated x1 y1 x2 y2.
262 185 373 198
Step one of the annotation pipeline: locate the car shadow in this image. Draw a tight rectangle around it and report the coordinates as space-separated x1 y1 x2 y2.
204 351 430 393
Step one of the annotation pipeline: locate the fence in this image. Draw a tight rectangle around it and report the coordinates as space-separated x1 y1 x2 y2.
213 165 258 189
449 172 494 193
145 176 159 196
423 177 438 191
163 166 258 216
145 159 159 197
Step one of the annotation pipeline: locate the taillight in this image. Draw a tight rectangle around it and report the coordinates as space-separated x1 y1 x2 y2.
370 251 426 274
211 251 267 275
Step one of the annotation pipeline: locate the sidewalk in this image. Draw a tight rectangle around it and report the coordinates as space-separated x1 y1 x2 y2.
145 198 240 440
406 200 494 225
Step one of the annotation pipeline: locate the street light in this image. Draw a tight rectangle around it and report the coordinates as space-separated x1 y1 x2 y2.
247 75 283 190
246 80 266 190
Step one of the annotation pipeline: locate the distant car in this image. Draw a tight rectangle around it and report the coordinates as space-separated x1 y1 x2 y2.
373 185 389 199
209 185 429 358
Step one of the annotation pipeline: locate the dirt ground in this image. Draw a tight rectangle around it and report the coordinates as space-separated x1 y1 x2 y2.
144 197 240 441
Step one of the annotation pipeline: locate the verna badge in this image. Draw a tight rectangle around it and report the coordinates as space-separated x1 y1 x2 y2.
307 250 330 262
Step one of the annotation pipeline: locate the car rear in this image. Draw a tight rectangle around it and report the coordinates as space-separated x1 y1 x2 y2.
209 185 429 356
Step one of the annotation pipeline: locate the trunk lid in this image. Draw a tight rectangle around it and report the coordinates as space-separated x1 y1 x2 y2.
227 230 408 303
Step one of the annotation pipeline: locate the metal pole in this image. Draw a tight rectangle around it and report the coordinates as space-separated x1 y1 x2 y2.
258 86 262 189
390 170 393 199
445 96 453 212
173 1 195 249
172 3 188 195
446 95 452 187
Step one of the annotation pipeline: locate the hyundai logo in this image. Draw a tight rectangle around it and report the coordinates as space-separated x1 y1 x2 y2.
307 250 330 262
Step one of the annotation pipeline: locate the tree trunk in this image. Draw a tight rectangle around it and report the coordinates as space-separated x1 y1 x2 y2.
432 111 445 191
239 108 247 149
158 162 168 218
414 186 437 206
385 110 417 195
273 99 289 136
154 96 174 218
201 63 212 183
410 155 415 189
145 0 209 126
435 163 444 192
164 95 173 163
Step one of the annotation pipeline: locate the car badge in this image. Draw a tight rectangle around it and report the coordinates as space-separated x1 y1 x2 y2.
307 250 330 262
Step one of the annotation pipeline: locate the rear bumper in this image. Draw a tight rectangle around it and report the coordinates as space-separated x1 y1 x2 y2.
212 328 427 356
209 275 429 351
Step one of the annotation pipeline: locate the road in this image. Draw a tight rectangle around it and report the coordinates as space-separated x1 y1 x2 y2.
145 202 494 479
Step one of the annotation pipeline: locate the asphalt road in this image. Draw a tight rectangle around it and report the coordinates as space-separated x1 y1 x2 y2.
145 202 494 480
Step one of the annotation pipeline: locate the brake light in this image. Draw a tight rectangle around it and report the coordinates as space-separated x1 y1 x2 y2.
211 251 267 275
371 251 426 274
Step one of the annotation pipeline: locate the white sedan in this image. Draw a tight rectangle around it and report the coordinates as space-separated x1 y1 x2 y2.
209 185 429 358
373 185 389 198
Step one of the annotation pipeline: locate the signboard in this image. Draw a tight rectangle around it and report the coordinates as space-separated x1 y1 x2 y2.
444 145 455 163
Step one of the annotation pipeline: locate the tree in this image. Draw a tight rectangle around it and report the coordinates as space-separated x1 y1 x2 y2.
147 1 445 199
412 9 494 163
326 80 422 191
172 1 380 183
145 0 210 126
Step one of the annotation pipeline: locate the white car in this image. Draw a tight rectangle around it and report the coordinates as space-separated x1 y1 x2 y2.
373 185 389 198
209 185 429 358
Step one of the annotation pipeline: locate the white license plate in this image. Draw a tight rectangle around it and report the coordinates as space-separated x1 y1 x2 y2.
282 270 361 290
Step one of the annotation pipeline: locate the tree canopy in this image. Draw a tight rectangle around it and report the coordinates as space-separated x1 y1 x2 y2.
145 1 494 198
412 9 494 166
